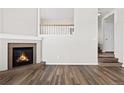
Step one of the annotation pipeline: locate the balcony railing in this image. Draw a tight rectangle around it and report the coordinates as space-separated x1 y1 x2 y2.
40 24 74 35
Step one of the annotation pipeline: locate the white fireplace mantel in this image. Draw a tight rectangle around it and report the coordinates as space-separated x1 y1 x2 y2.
0 33 42 40
0 33 42 71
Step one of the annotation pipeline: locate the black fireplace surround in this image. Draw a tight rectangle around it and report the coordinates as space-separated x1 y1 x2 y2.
13 47 33 67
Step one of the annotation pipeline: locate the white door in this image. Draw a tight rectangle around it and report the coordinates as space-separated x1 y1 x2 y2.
103 15 114 52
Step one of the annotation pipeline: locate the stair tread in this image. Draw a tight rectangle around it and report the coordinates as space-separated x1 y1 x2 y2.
98 58 118 62
99 61 118 63
99 62 122 66
98 56 115 58
98 58 118 59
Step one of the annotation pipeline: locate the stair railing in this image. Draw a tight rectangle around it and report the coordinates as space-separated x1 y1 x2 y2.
40 24 74 35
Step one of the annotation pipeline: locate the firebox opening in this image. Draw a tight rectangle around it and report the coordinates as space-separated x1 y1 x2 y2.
13 47 33 67
16 51 30 62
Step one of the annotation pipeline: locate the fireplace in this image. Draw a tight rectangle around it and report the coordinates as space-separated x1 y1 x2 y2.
8 43 36 69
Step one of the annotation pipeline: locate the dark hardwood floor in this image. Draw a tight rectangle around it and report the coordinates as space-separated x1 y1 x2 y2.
0 65 124 85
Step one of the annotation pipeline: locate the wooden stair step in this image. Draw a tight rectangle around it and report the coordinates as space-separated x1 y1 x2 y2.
98 53 115 58
98 52 122 67
98 58 118 63
98 62 122 67
98 55 114 58
98 56 114 58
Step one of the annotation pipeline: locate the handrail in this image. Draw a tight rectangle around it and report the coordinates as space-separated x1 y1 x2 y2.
40 24 74 26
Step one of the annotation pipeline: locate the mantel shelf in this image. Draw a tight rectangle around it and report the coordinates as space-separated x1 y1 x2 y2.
0 33 42 40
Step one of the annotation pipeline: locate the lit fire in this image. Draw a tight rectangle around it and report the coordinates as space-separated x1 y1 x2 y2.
16 52 29 62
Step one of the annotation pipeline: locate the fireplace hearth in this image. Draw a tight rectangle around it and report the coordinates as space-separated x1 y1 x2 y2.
8 43 36 69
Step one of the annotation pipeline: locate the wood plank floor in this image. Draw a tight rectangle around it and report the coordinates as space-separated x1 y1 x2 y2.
0 65 124 85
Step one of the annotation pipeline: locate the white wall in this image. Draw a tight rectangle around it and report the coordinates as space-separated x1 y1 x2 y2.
40 8 74 24
114 9 124 64
0 8 98 70
2 8 38 36
42 8 98 65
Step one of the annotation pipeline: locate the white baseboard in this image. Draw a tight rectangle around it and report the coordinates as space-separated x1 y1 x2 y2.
46 62 98 65
45 58 98 65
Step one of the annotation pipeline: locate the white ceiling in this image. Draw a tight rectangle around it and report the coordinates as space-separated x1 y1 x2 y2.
98 8 114 17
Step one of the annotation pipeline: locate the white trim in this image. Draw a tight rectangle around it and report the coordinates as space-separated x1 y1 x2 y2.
37 8 40 37
122 64 124 67
38 34 73 37
0 9 3 33
46 63 98 65
0 33 42 40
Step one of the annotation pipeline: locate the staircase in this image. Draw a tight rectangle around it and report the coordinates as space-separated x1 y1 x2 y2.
98 52 122 67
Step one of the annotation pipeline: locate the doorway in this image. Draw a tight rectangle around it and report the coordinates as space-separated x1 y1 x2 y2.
98 10 120 66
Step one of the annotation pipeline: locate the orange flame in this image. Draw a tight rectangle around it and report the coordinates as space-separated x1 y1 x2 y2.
16 52 29 62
